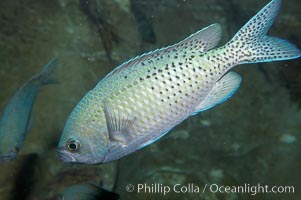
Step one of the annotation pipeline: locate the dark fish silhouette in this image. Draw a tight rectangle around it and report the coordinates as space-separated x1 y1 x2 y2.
58 183 120 200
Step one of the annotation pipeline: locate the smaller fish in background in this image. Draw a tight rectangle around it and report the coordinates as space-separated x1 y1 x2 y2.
0 59 58 161
58 183 120 200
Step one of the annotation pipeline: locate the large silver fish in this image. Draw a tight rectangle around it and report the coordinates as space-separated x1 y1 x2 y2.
0 59 57 161
58 0 300 164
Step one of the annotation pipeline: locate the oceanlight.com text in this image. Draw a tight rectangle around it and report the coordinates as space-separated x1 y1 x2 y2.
205 183 294 196
125 183 295 196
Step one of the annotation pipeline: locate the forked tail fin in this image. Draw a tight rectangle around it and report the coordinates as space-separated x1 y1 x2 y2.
227 0 301 64
38 58 58 85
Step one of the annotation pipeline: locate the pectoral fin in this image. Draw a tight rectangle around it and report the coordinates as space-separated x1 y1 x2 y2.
103 101 137 146
192 71 241 115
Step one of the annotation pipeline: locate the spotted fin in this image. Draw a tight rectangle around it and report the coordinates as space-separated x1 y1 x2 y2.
192 72 241 115
229 0 301 64
102 24 222 80
175 23 222 53
103 101 137 146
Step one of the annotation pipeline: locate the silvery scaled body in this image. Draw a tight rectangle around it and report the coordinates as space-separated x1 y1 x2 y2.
58 0 301 164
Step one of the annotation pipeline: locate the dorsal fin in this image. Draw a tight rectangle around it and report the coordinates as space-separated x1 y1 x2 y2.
104 23 222 80
175 23 222 53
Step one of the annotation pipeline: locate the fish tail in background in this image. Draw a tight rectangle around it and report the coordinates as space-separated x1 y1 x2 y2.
227 0 301 64
37 58 59 85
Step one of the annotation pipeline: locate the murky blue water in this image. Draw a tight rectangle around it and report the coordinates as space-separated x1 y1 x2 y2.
0 0 300 199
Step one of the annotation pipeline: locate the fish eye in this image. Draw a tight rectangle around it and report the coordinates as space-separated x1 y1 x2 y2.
66 139 80 152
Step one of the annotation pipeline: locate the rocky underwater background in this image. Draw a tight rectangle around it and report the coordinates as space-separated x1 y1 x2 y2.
0 0 300 199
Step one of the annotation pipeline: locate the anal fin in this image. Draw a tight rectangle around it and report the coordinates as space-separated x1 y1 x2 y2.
192 71 241 115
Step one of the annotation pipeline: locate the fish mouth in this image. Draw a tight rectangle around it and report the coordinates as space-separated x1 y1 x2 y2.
57 149 76 162
57 145 106 164
0 151 17 161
